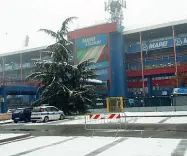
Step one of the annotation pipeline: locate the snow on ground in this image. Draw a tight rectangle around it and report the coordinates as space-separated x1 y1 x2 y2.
123 111 187 116
0 136 184 156
15 116 187 126
3 111 187 126
126 117 166 124
0 120 13 124
55 119 85 125
97 137 180 156
165 117 187 124
0 136 71 156
49 116 187 125
0 133 26 141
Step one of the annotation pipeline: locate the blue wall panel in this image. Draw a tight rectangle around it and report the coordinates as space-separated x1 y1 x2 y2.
109 32 127 97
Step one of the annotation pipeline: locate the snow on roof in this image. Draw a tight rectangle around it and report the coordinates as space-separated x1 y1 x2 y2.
0 45 48 57
86 79 102 84
123 18 187 35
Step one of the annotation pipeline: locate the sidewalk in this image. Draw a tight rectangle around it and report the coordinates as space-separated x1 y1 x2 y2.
123 111 187 117
73 111 187 119
0 136 185 156
0 133 31 143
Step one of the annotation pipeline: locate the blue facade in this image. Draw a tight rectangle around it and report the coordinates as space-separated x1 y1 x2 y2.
109 32 127 97
128 35 187 53
0 85 39 113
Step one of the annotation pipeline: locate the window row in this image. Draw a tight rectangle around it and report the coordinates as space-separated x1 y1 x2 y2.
128 85 173 93
128 87 148 93
126 52 187 63
127 62 181 71
128 75 175 82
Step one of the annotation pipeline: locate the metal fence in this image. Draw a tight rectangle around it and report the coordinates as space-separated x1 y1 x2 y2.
124 96 172 108
85 113 126 137
94 96 173 109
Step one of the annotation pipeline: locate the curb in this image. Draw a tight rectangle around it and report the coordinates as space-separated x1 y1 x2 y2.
0 121 13 125
0 133 31 143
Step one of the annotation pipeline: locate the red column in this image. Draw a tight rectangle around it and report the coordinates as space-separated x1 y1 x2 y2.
172 26 178 87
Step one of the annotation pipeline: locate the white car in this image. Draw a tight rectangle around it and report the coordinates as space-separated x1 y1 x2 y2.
31 106 65 123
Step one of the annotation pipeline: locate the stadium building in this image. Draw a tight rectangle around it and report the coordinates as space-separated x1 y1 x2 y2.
1 19 187 112
68 20 187 99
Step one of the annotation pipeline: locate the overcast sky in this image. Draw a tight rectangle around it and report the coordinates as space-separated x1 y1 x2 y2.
0 0 187 53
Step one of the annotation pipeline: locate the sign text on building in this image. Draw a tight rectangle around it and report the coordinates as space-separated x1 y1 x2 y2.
76 34 107 49
128 35 187 53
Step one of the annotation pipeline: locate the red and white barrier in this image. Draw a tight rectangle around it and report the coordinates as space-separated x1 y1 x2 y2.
86 113 124 137
89 113 121 120
89 114 101 119
108 113 121 119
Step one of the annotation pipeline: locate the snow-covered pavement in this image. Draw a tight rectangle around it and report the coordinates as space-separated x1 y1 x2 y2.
124 111 187 117
3 111 187 126
48 116 187 125
4 116 187 126
0 133 26 141
0 136 187 156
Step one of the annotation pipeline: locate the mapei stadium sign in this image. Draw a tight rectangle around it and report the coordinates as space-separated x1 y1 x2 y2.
76 34 107 49
128 36 187 53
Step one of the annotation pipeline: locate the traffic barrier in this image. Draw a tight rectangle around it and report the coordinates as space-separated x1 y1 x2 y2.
85 113 126 137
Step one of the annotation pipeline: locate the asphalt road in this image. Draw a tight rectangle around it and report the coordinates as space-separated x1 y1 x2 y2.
1 120 187 139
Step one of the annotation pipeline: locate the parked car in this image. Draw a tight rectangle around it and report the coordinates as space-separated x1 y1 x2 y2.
31 106 65 123
12 107 33 123
7 109 16 113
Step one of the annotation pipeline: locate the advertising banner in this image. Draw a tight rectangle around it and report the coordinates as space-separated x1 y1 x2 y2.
173 88 187 95
75 34 109 69
128 35 187 53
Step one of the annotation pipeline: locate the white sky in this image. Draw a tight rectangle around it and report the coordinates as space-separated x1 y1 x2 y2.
0 0 187 53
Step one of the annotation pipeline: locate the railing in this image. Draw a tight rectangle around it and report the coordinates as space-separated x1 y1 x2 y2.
85 113 126 137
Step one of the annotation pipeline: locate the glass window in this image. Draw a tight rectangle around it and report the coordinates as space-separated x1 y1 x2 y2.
155 85 159 90
145 87 148 93
51 107 59 112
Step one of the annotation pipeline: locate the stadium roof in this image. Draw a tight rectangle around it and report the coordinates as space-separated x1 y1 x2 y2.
2 18 187 57
123 18 187 35
0 45 48 57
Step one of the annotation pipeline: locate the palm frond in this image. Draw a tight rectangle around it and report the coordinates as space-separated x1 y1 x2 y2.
60 17 77 34
38 29 58 39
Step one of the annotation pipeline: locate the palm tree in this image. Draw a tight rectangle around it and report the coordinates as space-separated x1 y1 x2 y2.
27 17 99 114
39 17 77 62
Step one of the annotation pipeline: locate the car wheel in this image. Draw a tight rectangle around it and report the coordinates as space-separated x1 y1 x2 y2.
14 120 18 123
32 121 36 123
60 114 65 120
43 116 49 123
